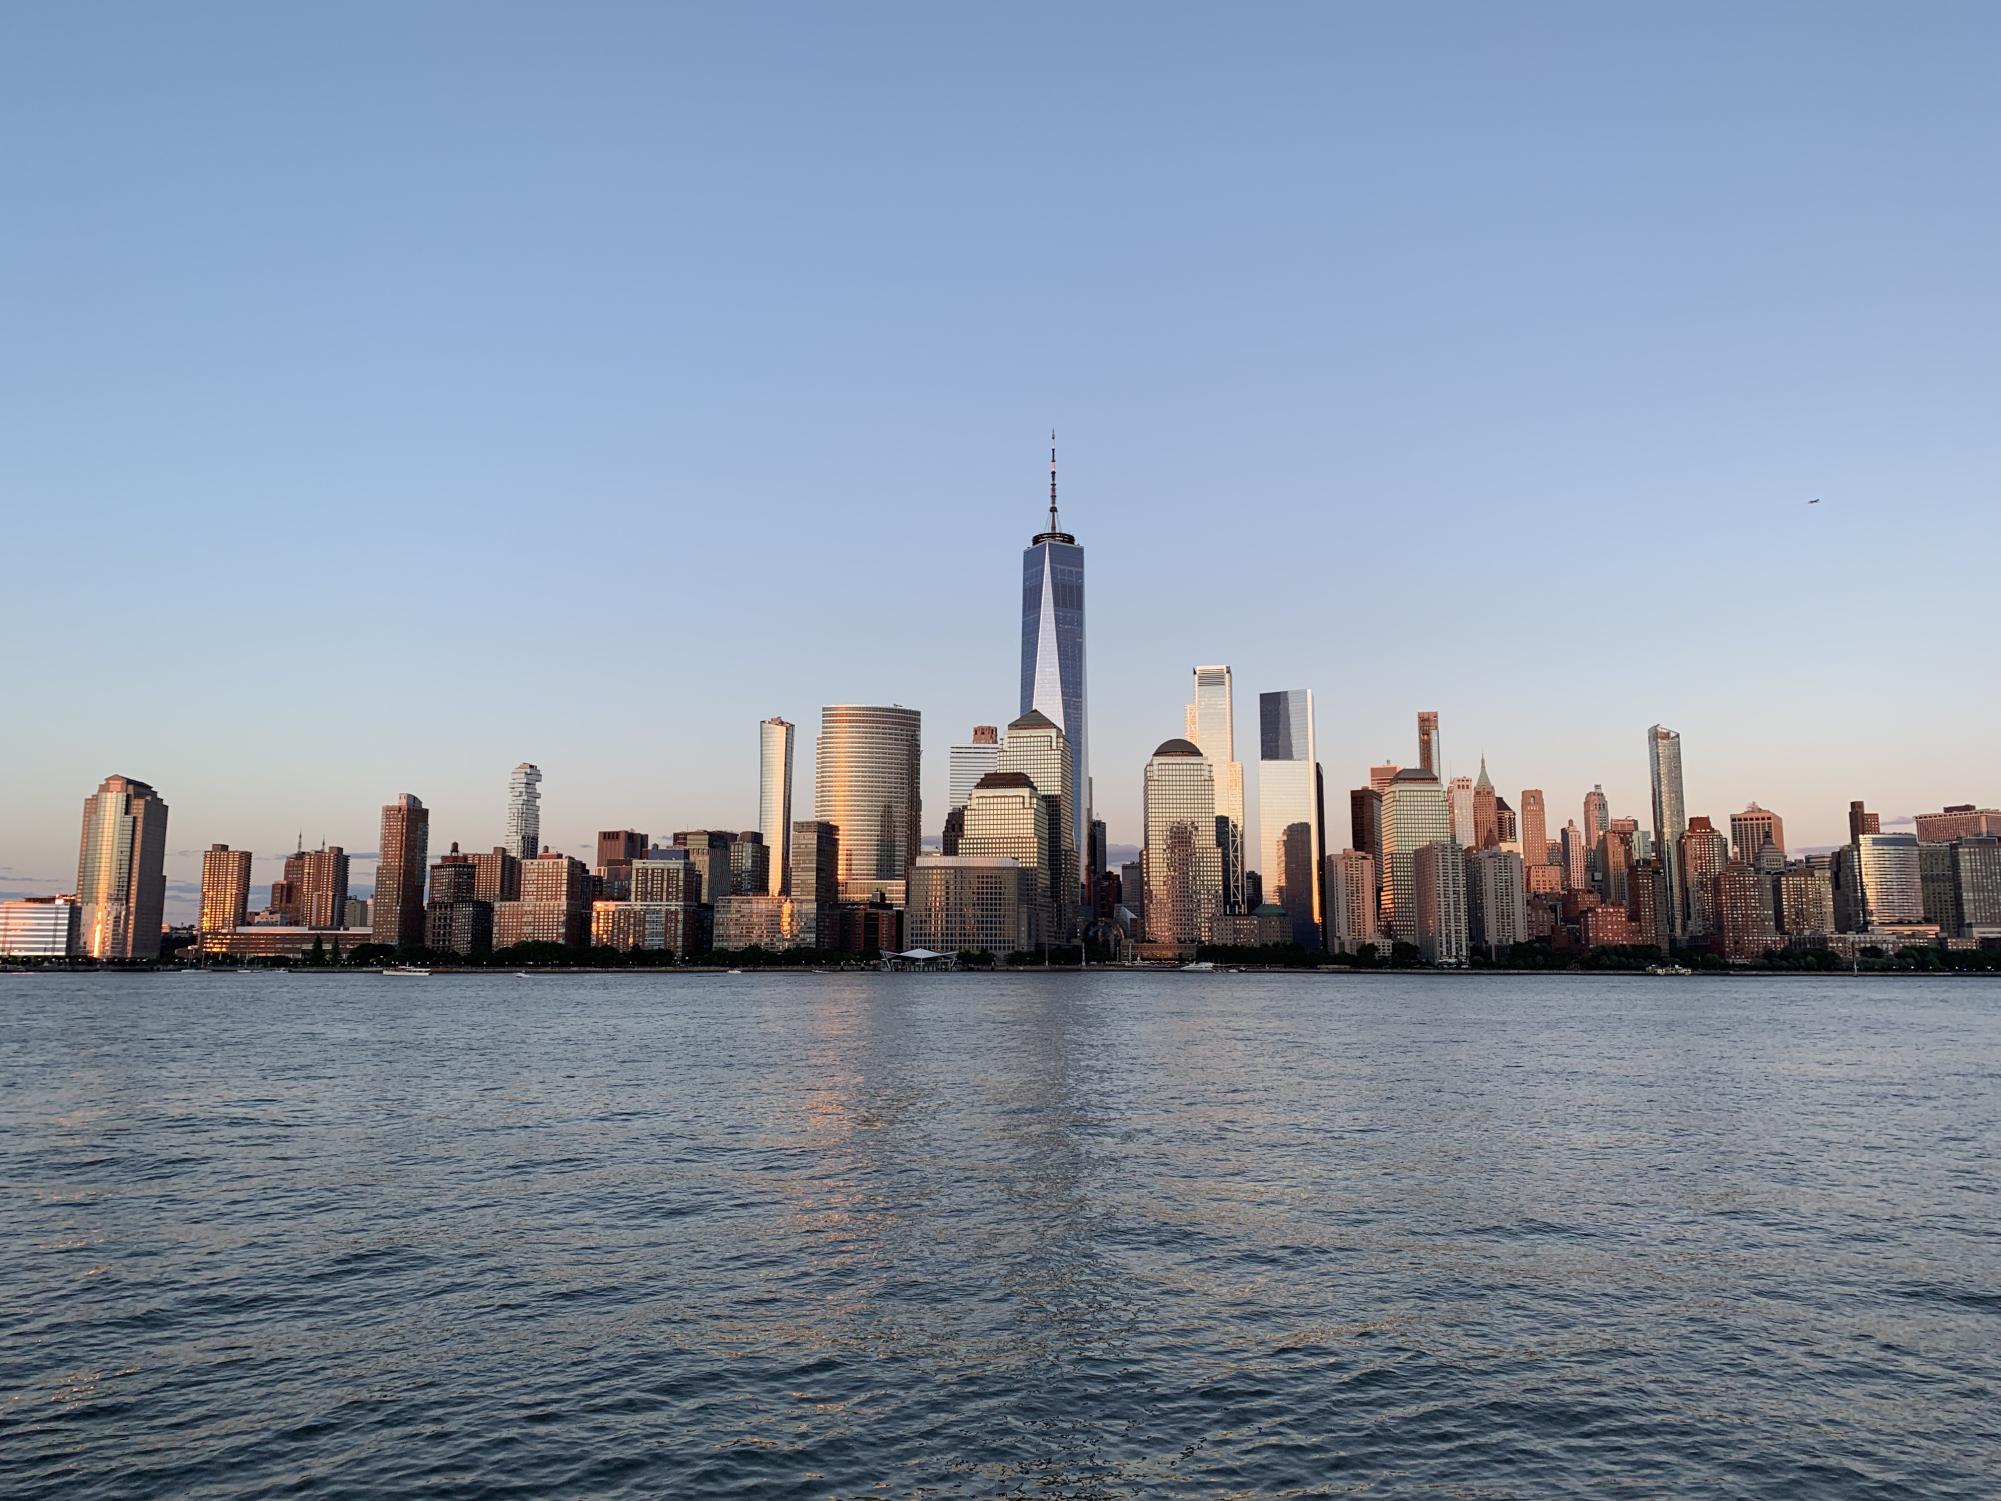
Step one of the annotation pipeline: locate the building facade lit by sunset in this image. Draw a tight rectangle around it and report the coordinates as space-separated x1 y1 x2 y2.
1185 666 1245 913
759 718 794 896
1141 739 1221 947
1380 767 1449 945
505 762 542 861
1647 726 1688 939
198 843 253 939
814 705 922 888
75 774 169 960
374 793 430 951
1258 689 1323 948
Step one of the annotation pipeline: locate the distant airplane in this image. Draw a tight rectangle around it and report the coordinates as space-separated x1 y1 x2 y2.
1809 497 1821 505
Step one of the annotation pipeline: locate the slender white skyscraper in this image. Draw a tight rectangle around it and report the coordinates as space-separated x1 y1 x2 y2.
505 762 542 860
1258 689 1324 948
1019 434 1089 887
1647 726 1687 940
1185 666 1245 912
759 717 794 895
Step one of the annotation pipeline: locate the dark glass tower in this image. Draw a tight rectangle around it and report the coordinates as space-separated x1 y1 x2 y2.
1019 434 1089 869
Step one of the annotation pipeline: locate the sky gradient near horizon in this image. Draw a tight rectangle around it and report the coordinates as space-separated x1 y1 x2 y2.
4 2 1997 918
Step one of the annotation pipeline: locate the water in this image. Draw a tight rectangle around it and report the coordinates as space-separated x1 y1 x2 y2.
2 971 1997 1499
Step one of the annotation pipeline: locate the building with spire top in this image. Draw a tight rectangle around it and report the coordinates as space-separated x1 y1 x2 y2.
1019 433 1089 896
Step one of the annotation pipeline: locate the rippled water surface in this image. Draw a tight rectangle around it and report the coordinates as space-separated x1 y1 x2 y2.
3 971 1998 1498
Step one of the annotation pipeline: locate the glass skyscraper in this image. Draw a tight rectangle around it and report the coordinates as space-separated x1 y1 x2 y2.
1647 726 1687 940
759 717 794 895
814 705 922 886
1258 689 1324 947
1020 436 1089 886
1185 665 1245 912
75 774 169 960
505 763 542 861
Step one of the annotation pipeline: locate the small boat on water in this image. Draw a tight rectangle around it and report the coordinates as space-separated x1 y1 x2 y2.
1180 960 1217 972
384 966 432 977
1646 963 1693 976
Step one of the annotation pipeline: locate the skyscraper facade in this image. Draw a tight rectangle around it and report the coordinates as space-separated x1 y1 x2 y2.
374 794 430 951
1325 848 1378 954
1472 759 1498 849
1414 840 1469 965
505 763 543 860
75 774 169 960
1520 790 1548 869
994 709 1077 937
1019 437 1089 876
947 725 1001 812
1417 712 1441 777
1379 768 1450 945
198 843 253 940
1447 776 1475 847
1141 739 1222 947
1647 726 1688 940
1465 846 1528 957
1185 665 1246 913
1679 817 1728 941
759 717 794 896
1856 833 1924 927
791 820 840 948
1730 803 1785 865
959 771 1053 942
1258 689 1324 948
814 705 922 886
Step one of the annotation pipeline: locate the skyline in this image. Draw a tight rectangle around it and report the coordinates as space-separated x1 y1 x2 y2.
5 4 1999 913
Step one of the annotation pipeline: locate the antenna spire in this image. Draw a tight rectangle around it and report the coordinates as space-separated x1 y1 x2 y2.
1048 429 1059 530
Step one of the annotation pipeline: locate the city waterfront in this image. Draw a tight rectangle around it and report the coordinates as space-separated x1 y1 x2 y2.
3 971 1997 1498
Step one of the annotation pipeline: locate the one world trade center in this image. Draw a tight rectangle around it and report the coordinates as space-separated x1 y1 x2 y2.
1020 434 1089 886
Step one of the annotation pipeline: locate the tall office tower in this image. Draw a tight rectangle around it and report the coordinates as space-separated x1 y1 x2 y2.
1184 665 1247 912
1351 787 1383 863
1679 817 1729 940
1089 819 1107 895
941 806 966 856
1325 848 1379 953
1730 804 1785 866
1950 836 2001 933
1413 841 1468 965
426 844 494 959
1447 777 1475 846
296 846 351 930
1628 858 1669 948
948 726 1001 812
344 897 370 929
1848 801 1879 843
374 794 430 951
472 847 521 906
1471 759 1499 849
1495 797 1518 847
1560 821 1590 890
727 832 769 898
1856 832 1923 926
759 717 795 895
1916 806 2001 842
1120 858 1145 924
1379 768 1451 944
75 774 169 960
1141 739 1222 947
1919 843 1956 929
631 858 703 906
1775 867 1836 935
198 844 253 939
790 820 839 948
1417 712 1441 777
0 897 82 958
1369 763 1402 792
815 705 922 885
1583 784 1610 848
1599 818 1639 907
1465 847 1529 957
505 763 543 861
671 832 732 906
1715 864 1778 962
1258 689 1324 948
1520 791 1548 868
1019 435 1089 875
995 709 1077 937
906 856 1041 955
597 830 648 866
1647 726 1688 940
495 850 591 949
961 771 1054 942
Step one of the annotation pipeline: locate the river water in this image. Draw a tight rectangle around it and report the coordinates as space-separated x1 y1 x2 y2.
2 971 1997 1498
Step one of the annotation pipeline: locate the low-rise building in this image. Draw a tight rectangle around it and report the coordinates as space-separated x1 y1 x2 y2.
0 896 81 957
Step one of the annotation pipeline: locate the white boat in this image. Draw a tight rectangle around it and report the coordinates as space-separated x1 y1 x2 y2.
1180 960 1217 972
384 966 432 977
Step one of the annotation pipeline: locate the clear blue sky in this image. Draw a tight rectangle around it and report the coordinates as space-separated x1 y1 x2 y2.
4 2 1997 915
